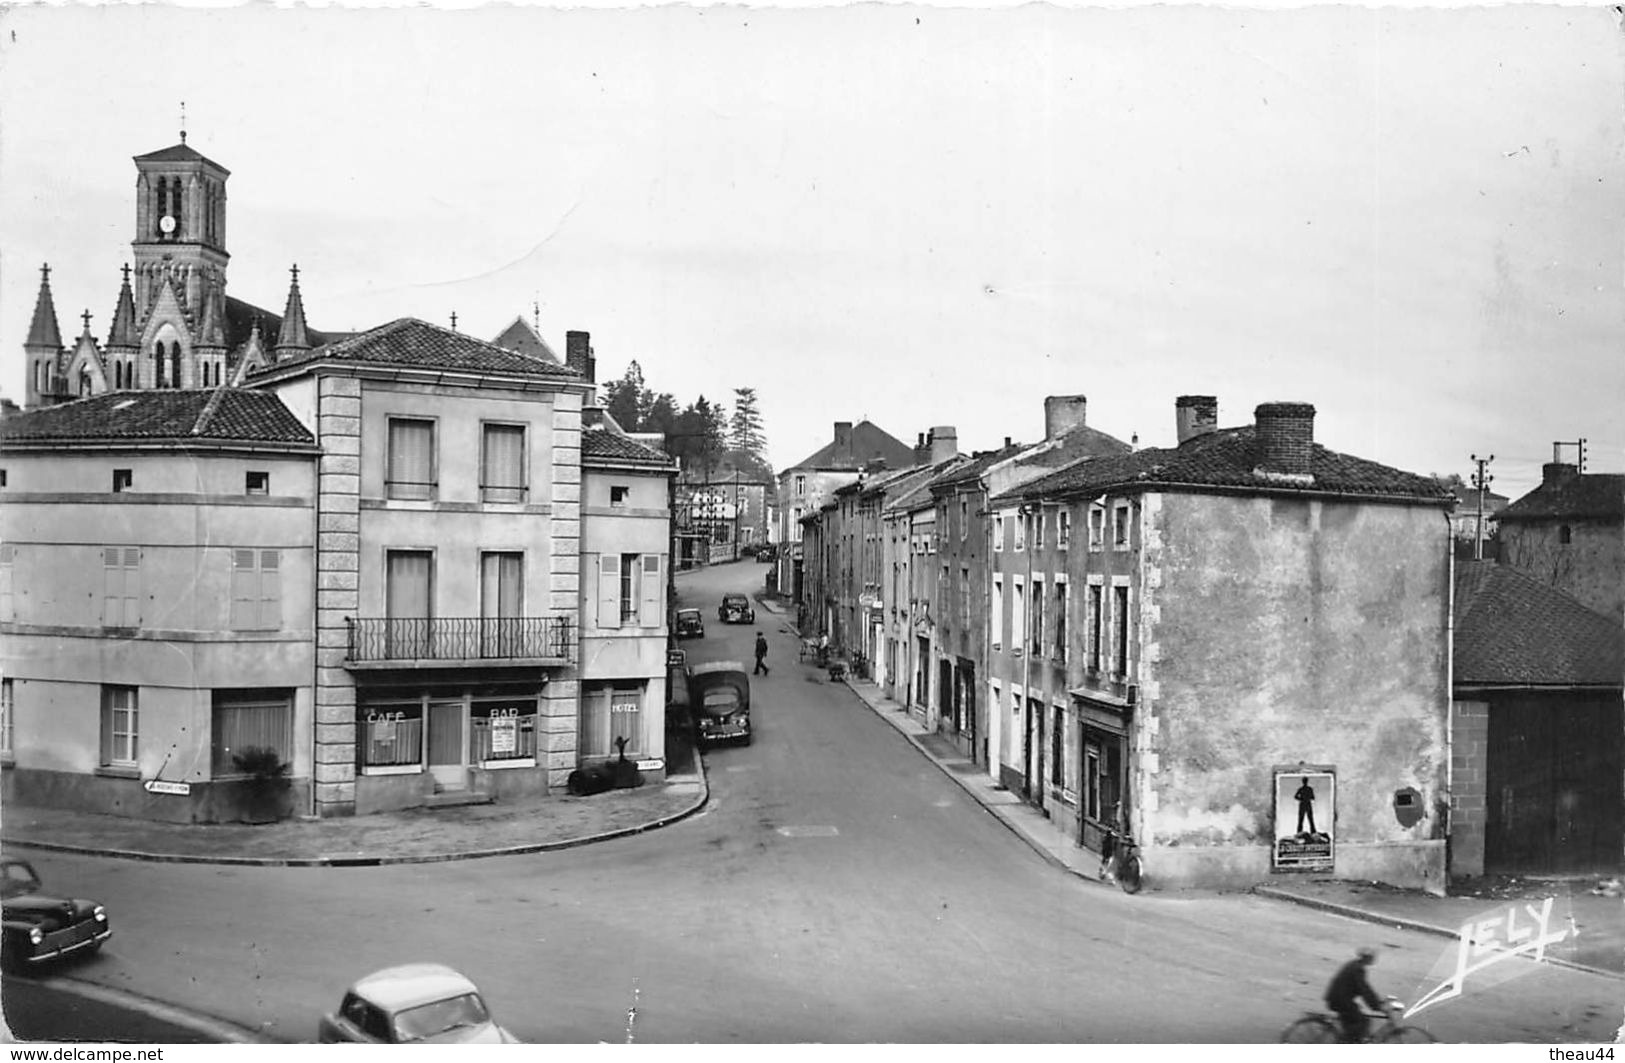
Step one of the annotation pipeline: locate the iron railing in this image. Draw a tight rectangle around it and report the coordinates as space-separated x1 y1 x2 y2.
345 616 575 664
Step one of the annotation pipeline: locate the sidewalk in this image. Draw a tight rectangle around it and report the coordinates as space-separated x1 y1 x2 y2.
832 672 1625 981
0 767 707 867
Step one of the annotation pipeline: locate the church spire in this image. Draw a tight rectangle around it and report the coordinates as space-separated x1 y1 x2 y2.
275 263 310 360
26 263 63 351
107 264 138 348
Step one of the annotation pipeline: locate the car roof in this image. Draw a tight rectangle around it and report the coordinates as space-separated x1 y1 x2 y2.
349 964 481 1011
677 607 701 615
723 593 748 600
689 660 748 677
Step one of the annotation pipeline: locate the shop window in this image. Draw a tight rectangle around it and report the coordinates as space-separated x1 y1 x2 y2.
359 702 424 772
472 700 538 764
211 692 292 777
581 682 644 758
100 685 138 768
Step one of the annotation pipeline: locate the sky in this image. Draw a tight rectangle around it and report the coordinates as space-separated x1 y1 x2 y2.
2 2 1621 501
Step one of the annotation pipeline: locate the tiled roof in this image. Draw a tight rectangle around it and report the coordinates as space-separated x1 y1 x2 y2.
1454 561 1623 687
581 428 675 468
134 141 229 172
491 318 560 363
930 443 1039 492
996 426 1452 506
1498 473 1624 523
258 318 583 379
787 420 916 472
888 457 971 512
0 389 315 448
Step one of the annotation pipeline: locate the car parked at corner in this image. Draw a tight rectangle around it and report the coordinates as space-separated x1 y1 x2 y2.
688 660 752 747
1 856 111 974
675 607 705 639
718 593 755 624
318 963 519 1044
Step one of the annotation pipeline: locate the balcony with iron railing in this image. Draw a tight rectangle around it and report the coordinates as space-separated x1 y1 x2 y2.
345 616 575 669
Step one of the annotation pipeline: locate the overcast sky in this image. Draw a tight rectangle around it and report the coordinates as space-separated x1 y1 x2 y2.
2 3 1620 499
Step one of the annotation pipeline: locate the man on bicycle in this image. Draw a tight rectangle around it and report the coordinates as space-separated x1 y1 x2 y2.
1325 946 1385 1043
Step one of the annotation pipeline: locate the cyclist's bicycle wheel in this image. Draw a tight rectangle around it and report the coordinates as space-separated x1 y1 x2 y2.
1378 1025 1437 1044
1117 853 1144 894
1279 1016 1338 1043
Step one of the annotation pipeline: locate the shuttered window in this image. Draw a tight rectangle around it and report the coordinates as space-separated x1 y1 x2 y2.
597 554 620 630
386 418 435 500
0 544 13 623
480 423 526 503
103 547 141 627
639 554 662 627
211 691 293 776
230 549 282 631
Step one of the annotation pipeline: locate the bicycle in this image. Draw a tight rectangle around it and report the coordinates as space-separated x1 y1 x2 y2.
1279 999 1436 1044
1098 823 1144 894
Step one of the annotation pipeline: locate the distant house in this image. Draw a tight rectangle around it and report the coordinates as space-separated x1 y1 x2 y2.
1451 561 1624 876
1443 481 1508 557
491 317 561 363
996 397 1455 891
1497 459 1624 623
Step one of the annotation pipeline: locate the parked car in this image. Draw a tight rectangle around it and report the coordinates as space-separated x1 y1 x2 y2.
675 607 705 639
688 660 752 747
1 856 111 974
756 544 778 564
718 593 755 624
318 963 519 1044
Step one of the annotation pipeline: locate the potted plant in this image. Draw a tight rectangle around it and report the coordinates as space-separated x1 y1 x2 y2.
231 745 293 824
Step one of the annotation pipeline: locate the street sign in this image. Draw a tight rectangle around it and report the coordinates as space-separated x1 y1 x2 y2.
143 779 191 796
636 758 664 772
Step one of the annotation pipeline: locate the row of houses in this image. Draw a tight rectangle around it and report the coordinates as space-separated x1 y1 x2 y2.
788 394 1624 889
1 136 678 824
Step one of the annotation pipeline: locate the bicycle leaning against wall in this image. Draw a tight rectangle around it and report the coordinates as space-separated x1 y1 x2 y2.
1097 802 1144 894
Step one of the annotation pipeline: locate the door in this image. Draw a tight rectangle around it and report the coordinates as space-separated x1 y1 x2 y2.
1026 697 1044 809
386 551 433 658
938 659 953 730
427 700 466 791
480 552 523 657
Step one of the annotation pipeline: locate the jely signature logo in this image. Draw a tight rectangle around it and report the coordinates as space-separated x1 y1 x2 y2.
1406 897 1572 1018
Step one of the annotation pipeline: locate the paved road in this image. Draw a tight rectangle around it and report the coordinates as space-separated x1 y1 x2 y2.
2 976 236 1043
17 560 1621 1042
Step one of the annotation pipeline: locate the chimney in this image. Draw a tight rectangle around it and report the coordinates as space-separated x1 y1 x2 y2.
565 330 596 383
1043 395 1088 440
928 425 958 465
1541 461 1581 487
1003 436 1012 449
833 421 854 466
1254 402 1316 477
1175 395 1219 444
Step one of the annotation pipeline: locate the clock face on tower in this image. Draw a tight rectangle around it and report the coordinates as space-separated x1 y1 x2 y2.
159 215 176 235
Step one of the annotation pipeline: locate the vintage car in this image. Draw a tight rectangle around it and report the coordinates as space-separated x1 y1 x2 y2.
717 593 755 624
1 856 111 973
755 544 778 564
318 963 519 1044
675 607 705 639
688 660 751 747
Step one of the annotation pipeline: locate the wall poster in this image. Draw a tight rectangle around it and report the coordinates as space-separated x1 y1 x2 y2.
1273 767 1335 872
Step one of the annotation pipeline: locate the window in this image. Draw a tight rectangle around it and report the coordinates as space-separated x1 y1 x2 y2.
479 552 524 657
1051 706 1064 787
0 544 13 622
101 686 138 768
994 514 1004 552
112 468 133 493
961 566 971 629
795 475 807 497
598 553 661 629
230 549 282 631
103 547 141 627
385 551 434 658
1030 577 1045 656
0 469 8 488
359 701 424 771
1033 510 1045 550
581 682 645 758
610 485 629 508
1054 581 1068 661
619 552 640 623
1113 504 1131 549
991 578 1004 650
1059 511 1070 550
1088 506 1105 550
1560 525 1573 545
480 423 527 503
1113 584 1131 676
211 692 292 777
472 700 538 764
960 498 968 540
1011 580 1026 656
386 418 436 500
1015 512 1027 552
1087 583 1104 672
1 678 12 758
246 471 269 495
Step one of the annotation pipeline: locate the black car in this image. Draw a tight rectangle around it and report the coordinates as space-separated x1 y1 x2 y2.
718 593 755 624
755 544 778 564
675 608 705 639
688 661 751 747
2 856 111 973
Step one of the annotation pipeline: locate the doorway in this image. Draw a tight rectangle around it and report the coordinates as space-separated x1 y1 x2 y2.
427 699 466 791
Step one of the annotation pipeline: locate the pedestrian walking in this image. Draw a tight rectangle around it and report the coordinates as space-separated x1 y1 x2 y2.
754 632 770 675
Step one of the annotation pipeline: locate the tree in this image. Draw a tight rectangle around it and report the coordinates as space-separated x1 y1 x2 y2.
729 386 767 462
603 361 648 432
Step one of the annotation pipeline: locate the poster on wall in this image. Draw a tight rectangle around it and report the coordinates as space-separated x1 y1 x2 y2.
1273 768 1335 872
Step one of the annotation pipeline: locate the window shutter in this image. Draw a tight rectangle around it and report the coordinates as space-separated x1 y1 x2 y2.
597 554 620 629
259 550 281 631
99 693 113 765
122 548 141 627
103 548 123 626
231 549 257 630
639 555 662 627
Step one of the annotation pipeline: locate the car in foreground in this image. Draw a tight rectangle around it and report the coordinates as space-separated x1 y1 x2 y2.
675 607 705 639
689 660 752 747
318 963 519 1044
1 856 111 974
717 593 755 624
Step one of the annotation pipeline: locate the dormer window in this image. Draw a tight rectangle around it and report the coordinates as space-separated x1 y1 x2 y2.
1560 524 1573 545
113 469 133 493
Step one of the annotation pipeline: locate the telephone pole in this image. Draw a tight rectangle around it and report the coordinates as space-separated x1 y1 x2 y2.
1470 454 1494 561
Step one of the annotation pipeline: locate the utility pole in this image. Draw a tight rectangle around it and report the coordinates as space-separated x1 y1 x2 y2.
1554 438 1589 472
1470 454 1494 561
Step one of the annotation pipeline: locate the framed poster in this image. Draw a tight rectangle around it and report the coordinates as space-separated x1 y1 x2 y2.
1273 767 1335 872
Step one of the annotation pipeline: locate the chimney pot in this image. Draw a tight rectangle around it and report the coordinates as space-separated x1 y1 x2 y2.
1175 395 1219 444
929 425 958 465
1004 436 1012 449
1043 395 1088 440
1542 461 1581 487
1254 402 1316 477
